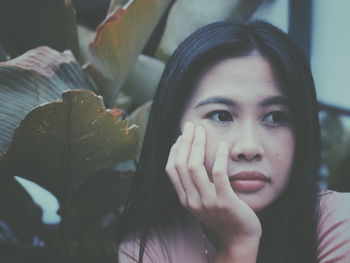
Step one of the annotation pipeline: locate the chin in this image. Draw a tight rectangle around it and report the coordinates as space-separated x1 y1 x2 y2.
248 202 267 213
236 193 273 213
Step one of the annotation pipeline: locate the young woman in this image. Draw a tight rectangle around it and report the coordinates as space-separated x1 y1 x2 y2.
117 20 350 262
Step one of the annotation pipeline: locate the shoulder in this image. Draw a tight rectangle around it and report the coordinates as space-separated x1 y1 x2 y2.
118 216 207 262
318 189 350 204
118 228 172 263
317 190 350 225
118 232 142 262
316 190 350 262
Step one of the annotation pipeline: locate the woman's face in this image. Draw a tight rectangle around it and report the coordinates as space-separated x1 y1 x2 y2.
180 55 295 212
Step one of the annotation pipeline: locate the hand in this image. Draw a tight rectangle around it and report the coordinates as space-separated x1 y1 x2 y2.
165 122 262 251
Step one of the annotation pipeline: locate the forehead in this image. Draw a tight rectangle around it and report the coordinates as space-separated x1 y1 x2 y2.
189 55 282 104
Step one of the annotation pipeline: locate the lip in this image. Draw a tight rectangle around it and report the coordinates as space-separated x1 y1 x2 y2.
229 171 270 182
229 171 270 192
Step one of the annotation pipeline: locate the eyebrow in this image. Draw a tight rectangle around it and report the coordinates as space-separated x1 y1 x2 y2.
260 96 289 107
195 95 289 108
195 97 236 108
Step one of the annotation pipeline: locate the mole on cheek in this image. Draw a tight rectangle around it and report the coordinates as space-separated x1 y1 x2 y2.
275 153 279 157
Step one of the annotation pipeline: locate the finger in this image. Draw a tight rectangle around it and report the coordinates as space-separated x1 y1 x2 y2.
166 136 186 204
175 122 200 202
212 141 236 198
188 126 215 199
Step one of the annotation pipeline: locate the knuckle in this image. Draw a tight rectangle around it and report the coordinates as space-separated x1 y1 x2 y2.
174 161 181 170
192 140 204 147
188 163 199 174
178 194 187 206
217 200 229 210
202 199 214 210
175 159 186 172
187 198 201 211
165 165 173 175
165 163 173 173
181 136 191 144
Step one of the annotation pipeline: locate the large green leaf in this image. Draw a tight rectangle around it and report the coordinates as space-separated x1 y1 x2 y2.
107 0 129 14
156 0 263 60
0 90 139 204
0 0 80 61
86 0 173 107
127 101 152 145
0 47 96 156
122 54 165 111
77 25 96 65
77 211 119 263
68 168 134 233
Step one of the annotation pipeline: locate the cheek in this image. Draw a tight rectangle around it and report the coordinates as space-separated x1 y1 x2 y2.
276 132 295 166
269 131 295 183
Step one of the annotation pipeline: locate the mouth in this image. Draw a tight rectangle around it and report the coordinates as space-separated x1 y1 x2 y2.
229 171 270 192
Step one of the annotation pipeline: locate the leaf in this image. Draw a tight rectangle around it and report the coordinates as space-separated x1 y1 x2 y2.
0 47 96 156
0 0 80 61
77 212 119 263
107 0 128 14
87 0 173 107
68 169 134 233
0 90 139 204
156 0 263 60
127 101 152 146
114 91 133 113
83 63 114 105
122 54 165 110
77 25 97 65
0 220 18 243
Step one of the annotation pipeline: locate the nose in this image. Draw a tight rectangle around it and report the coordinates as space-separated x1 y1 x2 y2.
230 124 264 161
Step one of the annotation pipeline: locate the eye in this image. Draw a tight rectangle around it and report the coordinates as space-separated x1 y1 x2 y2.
206 110 233 123
263 111 288 126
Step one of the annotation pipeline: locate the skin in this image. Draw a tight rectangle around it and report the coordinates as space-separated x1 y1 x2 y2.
165 55 295 262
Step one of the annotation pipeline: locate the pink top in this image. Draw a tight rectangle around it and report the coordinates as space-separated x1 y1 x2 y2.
119 190 350 262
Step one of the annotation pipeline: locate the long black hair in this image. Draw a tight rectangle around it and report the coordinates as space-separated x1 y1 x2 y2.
117 20 321 263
